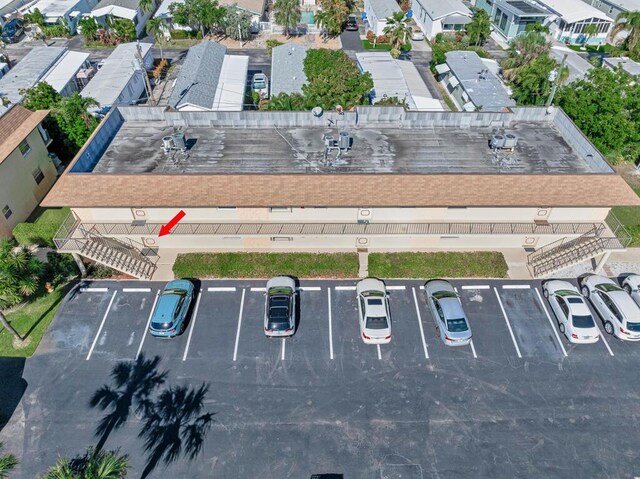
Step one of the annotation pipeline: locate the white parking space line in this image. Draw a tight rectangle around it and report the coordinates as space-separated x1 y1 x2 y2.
207 287 237 292
493 287 522 358
86 290 118 361
411 288 429 359
281 338 286 360
386 285 406 290
470 339 478 358
376 344 382 360
502 284 531 290
182 290 203 361
595 323 615 356
232 289 246 361
122 287 152 292
328 288 334 360
250 287 266 292
335 286 356 291
534 288 568 357
80 287 109 293
298 286 321 292
461 285 490 290
136 290 160 360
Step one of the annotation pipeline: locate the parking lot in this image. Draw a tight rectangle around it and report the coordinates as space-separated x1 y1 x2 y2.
7 278 640 478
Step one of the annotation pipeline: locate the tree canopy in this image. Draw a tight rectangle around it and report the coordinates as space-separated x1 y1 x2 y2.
556 66 640 160
222 5 252 40
273 0 300 35
315 0 352 36
168 0 225 36
611 10 640 57
383 11 412 50
466 8 491 46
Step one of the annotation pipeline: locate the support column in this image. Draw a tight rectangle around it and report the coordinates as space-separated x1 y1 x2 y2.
594 251 611 274
72 253 87 277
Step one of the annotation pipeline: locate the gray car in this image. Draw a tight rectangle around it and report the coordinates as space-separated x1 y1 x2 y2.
264 276 296 337
424 279 472 346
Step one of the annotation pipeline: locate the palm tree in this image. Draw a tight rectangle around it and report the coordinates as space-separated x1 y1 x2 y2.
273 0 300 36
583 23 599 46
54 93 99 130
0 443 18 478
611 10 640 51
43 448 128 479
138 0 153 13
314 0 350 36
0 239 43 342
501 30 550 81
383 11 412 49
146 17 164 59
466 8 491 46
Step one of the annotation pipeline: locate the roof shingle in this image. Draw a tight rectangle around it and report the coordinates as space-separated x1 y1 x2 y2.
0 106 48 165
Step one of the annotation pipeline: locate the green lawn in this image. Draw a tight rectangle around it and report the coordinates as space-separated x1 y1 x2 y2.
612 187 640 247
12 207 70 247
0 283 74 357
566 44 614 53
368 252 508 278
173 252 359 278
362 40 411 51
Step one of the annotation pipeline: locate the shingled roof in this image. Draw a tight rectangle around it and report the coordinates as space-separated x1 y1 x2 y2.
0 106 48 165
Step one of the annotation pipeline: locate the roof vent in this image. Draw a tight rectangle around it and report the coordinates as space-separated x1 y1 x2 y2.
503 133 517 149
490 134 505 149
312 106 323 117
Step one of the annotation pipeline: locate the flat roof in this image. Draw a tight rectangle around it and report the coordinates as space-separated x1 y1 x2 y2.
80 42 152 107
40 50 89 93
414 0 470 20
42 106 640 208
604 56 640 76
445 51 516 111
30 0 82 16
367 0 399 21
498 0 548 17
538 0 613 23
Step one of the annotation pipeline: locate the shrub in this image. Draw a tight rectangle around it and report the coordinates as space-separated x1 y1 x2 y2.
44 252 79 288
86 263 119 278
266 38 284 55
377 34 388 43
366 30 375 42
12 208 70 248
42 24 70 38
169 29 198 39
399 0 410 12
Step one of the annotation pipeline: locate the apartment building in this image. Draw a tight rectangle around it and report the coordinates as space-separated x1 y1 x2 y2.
0 105 55 238
43 106 639 279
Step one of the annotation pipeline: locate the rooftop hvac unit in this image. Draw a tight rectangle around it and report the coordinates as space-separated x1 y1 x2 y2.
490 134 505 149
503 133 518 149
324 134 334 148
338 131 350 150
162 136 174 152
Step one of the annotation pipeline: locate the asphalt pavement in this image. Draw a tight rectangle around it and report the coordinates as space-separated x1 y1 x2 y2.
3 277 640 478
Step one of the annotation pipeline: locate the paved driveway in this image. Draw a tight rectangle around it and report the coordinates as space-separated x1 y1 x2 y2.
2 277 640 478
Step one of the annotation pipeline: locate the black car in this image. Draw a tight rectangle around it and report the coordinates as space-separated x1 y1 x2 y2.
1 19 23 43
345 16 358 31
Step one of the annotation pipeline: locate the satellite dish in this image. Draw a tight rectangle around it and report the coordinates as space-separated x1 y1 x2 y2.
335 104 343 113
312 106 323 117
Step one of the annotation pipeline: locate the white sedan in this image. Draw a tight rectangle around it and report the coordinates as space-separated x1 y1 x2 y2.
542 280 599 344
581 275 640 341
622 274 640 307
356 277 391 344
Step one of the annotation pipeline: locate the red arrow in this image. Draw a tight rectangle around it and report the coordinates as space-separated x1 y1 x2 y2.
159 210 186 237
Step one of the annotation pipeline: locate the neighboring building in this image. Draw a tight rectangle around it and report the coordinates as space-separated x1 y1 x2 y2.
80 42 153 114
475 0 551 41
0 47 90 110
537 0 613 44
26 0 98 34
550 46 594 82
412 0 472 39
356 51 443 110
0 0 31 23
603 56 640 76
0 105 56 238
270 43 308 97
91 0 155 37
437 51 516 111
168 41 249 112
580 0 640 19
44 105 639 280
363 0 400 35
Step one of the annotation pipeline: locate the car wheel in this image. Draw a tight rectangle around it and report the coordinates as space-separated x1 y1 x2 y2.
581 286 590 298
179 321 186 334
543 288 549 299
604 321 614 335
559 323 565 334
624 284 632 295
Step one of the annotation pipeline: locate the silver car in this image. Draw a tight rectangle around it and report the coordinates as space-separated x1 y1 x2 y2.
622 274 640 307
263 276 296 337
356 277 391 344
424 279 472 346
542 280 599 344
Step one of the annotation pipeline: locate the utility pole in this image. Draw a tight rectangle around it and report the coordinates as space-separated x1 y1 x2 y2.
546 53 567 110
136 41 156 106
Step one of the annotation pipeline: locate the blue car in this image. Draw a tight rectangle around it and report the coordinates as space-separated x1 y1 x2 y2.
148 279 194 338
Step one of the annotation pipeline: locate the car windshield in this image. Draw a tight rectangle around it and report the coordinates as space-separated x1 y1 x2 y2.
253 81 266 89
446 318 468 332
572 315 595 328
162 289 185 296
433 291 457 300
366 316 388 329
626 322 640 332
598 283 622 292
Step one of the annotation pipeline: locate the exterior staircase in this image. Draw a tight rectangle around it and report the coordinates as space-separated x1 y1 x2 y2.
53 214 158 280
527 214 631 278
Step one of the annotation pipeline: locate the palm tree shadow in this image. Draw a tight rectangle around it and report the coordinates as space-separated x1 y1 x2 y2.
138 383 214 479
90 353 167 451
